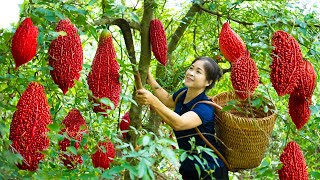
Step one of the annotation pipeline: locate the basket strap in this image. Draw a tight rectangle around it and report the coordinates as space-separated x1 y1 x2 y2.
174 89 187 105
174 91 232 171
192 101 232 171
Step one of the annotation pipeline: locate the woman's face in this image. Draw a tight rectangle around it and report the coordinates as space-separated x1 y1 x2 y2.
184 60 210 90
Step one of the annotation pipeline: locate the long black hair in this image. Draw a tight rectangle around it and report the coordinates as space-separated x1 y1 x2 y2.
191 56 223 91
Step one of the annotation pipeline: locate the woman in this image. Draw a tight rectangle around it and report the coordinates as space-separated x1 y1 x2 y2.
136 57 229 180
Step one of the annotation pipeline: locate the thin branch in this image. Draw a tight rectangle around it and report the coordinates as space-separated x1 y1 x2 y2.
152 167 168 180
198 4 320 28
111 19 143 89
197 4 253 26
167 3 203 62
94 17 141 31
112 19 137 64
193 16 200 57
138 0 154 83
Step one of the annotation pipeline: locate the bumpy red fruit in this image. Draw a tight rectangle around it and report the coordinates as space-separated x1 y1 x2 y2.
91 138 115 169
150 19 167 66
87 30 121 114
59 109 88 169
11 17 38 69
219 22 246 63
9 82 51 171
120 112 130 139
49 19 83 94
231 51 259 99
278 141 308 180
292 60 316 104
270 30 304 96
288 93 311 130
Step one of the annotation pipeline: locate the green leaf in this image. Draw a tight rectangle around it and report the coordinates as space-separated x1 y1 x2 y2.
162 148 179 166
100 98 115 110
310 105 320 115
57 134 65 141
100 145 107 153
48 123 60 132
67 146 77 155
83 64 91 70
138 160 147 178
54 10 65 19
130 12 140 24
255 7 268 16
44 15 57 22
221 105 234 112
193 155 202 166
260 156 271 167
311 171 320 179
146 167 155 180
188 155 194 160
102 166 124 178
194 164 201 178
88 0 98 6
121 94 138 106
252 98 262 108
48 31 62 40
0 102 16 111
137 135 151 146
295 18 307 28
58 31 67 36
123 163 139 178
253 22 266 28
34 7 55 16
180 151 188 162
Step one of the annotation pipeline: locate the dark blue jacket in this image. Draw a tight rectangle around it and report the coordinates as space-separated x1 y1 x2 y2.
172 87 225 172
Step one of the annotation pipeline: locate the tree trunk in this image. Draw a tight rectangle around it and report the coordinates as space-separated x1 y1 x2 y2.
128 0 154 147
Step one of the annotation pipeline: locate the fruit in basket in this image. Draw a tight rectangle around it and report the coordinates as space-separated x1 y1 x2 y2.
231 50 259 99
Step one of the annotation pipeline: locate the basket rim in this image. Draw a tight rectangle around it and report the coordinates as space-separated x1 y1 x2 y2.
210 91 277 121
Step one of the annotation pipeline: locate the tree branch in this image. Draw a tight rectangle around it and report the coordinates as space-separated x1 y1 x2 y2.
128 0 155 149
138 0 154 83
111 19 143 89
167 3 202 62
197 4 253 26
198 4 320 28
94 17 141 31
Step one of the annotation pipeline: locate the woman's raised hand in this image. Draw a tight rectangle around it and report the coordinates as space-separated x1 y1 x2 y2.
136 89 156 106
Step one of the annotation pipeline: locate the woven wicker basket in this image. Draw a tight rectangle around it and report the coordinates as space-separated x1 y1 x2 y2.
210 92 277 171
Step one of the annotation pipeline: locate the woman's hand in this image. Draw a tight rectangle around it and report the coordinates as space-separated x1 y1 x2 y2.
136 89 156 106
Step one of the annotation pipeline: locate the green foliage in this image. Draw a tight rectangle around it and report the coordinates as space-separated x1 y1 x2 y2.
0 0 319 179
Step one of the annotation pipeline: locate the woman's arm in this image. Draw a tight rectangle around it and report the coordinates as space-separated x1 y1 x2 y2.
147 70 175 108
136 89 202 131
